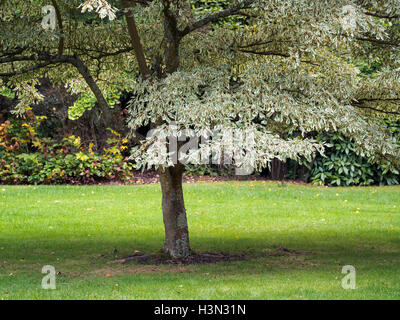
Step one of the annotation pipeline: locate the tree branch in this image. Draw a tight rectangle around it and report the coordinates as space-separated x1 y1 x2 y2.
0 54 113 123
364 11 399 19
51 0 64 56
67 56 112 123
180 0 256 37
232 48 319 66
0 63 53 77
356 37 400 47
163 1 181 74
0 55 38 64
352 99 400 116
357 98 400 103
122 0 151 78
235 49 290 58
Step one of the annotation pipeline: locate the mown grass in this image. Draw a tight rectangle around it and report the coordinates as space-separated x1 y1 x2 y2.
0 181 399 299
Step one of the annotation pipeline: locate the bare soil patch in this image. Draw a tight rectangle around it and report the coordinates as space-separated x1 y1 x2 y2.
93 265 192 277
112 252 248 265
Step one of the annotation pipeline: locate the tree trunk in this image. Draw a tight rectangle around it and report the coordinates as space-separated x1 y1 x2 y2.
159 164 191 258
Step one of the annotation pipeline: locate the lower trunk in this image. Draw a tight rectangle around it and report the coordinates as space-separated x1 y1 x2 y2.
159 164 191 258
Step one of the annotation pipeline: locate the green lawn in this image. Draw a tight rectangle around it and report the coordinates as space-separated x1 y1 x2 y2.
0 181 399 300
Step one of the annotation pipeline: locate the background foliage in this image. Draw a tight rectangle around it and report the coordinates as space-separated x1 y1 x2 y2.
311 125 400 186
0 116 134 184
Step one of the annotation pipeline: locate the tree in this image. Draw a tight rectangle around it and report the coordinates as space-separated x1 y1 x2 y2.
1 0 400 258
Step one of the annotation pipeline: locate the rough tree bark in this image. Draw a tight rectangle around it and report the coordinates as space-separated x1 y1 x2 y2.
159 164 191 258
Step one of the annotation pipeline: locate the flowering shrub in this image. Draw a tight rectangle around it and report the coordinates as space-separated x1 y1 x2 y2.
0 118 134 184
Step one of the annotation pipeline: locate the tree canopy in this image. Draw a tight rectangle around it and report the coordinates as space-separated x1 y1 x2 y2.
1 0 400 168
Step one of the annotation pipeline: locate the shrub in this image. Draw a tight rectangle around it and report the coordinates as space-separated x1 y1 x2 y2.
0 118 134 184
311 131 399 186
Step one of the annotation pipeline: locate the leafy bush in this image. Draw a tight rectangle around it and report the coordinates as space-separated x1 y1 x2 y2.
311 131 399 186
68 90 121 120
0 118 134 184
